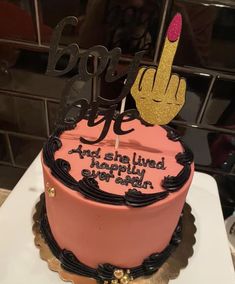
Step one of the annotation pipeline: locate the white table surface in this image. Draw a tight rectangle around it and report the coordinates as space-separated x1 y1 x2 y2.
0 155 234 284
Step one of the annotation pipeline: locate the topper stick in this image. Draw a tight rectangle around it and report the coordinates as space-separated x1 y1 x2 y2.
115 96 126 149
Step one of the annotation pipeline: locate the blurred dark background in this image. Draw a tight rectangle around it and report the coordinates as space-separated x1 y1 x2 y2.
0 0 234 218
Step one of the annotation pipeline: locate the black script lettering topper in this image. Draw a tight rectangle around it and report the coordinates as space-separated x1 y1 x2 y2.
46 16 144 144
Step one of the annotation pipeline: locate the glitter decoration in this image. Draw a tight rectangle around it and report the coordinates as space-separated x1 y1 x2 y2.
167 13 182 42
131 13 186 126
104 269 133 284
46 182 56 197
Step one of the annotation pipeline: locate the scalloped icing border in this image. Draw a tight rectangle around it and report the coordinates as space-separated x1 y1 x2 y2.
33 194 196 284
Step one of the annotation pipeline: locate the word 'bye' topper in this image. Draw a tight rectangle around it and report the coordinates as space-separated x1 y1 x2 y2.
131 13 186 125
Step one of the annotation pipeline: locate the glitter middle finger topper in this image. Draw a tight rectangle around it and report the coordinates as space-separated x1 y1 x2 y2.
131 13 186 125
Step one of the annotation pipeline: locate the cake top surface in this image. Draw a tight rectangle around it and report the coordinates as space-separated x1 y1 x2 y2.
54 119 183 195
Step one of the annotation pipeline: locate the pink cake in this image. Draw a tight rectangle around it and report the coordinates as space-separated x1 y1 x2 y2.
40 12 193 283
41 118 194 282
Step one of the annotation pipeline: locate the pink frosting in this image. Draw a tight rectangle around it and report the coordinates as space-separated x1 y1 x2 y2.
167 13 182 42
42 119 194 268
55 119 183 194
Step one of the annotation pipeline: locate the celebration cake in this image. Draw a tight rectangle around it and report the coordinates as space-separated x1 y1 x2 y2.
40 13 194 283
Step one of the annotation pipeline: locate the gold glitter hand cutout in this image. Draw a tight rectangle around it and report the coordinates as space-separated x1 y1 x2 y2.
131 13 186 125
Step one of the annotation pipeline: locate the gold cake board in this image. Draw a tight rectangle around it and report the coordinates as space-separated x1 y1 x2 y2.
33 194 196 284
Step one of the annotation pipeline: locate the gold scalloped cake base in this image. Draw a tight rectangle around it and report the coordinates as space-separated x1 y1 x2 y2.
33 195 196 284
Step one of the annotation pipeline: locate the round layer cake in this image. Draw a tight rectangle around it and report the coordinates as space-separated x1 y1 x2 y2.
41 118 194 281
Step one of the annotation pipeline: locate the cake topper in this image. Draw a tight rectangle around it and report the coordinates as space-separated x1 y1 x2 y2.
46 13 186 145
131 13 186 125
46 16 143 145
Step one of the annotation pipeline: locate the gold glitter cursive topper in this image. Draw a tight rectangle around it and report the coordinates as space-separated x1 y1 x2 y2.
131 13 186 125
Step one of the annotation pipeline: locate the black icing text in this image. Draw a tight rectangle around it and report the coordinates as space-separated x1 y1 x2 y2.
69 145 166 190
